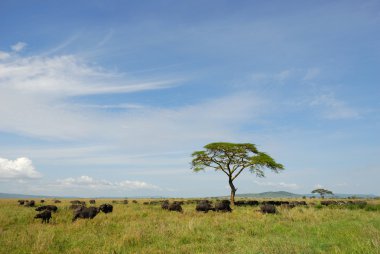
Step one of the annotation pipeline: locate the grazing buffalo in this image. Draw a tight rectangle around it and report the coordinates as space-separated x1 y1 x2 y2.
260 204 277 214
161 200 169 210
196 200 214 213
40 200 45 203
168 201 183 212
34 210 52 223
70 200 83 205
18 200 25 205
215 200 232 212
132 200 138 204
99 204 113 213
89 200 96 204
72 207 100 222
69 204 84 210
123 200 129 204
25 200 35 207
53 200 61 203
35 205 58 212
247 200 260 206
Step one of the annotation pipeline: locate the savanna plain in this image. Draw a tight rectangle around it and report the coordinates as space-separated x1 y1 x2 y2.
0 199 379 254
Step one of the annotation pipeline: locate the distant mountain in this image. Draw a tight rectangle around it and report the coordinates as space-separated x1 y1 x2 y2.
236 191 378 199
0 193 76 199
0 192 377 199
236 191 302 198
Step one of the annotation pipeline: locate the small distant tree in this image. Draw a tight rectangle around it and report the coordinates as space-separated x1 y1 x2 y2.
191 142 284 205
311 188 333 199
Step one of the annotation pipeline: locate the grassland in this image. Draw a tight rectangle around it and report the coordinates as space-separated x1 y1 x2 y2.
0 199 379 254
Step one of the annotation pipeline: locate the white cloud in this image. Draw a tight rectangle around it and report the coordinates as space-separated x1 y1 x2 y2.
11 42 27 52
0 51 10 60
55 175 160 190
0 157 42 179
314 184 324 189
254 180 299 189
0 54 176 96
310 93 359 119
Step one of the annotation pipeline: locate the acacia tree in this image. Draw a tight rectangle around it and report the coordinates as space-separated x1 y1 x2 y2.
311 188 333 199
191 142 284 205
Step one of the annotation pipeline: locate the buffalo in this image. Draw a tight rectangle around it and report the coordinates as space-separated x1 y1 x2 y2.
18 200 25 205
161 200 169 210
69 204 84 210
99 204 113 213
168 201 183 212
196 200 214 213
89 200 96 204
72 206 100 222
25 200 35 207
35 205 58 212
34 210 52 223
260 204 277 214
70 200 83 205
53 200 61 203
215 200 232 212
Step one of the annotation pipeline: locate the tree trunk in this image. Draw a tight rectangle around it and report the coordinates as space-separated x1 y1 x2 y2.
228 178 237 206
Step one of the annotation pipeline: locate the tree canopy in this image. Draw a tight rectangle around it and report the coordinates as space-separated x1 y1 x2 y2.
191 142 284 205
311 188 333 198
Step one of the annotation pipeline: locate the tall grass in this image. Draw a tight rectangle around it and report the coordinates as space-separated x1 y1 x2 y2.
0 199 379 253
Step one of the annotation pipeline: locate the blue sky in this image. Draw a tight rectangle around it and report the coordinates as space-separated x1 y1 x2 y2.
0 1 379 197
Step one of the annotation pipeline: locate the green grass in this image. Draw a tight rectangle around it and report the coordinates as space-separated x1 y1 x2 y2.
0 199 379 254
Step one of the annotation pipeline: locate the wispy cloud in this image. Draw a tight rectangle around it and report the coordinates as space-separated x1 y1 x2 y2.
0 157 42 179
254 180 299 190
310 93 359 119
11 42 27 52
55 175 160 190
0 54 177 96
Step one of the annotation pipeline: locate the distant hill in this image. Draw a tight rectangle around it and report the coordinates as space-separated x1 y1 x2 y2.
236 191 302 198
0 193 75 199
0 192 377 199
236 191 378 199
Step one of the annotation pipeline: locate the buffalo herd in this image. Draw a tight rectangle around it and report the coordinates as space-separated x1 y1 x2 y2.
18 198 370 224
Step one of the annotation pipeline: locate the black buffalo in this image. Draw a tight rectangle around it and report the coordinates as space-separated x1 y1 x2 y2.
72 207 100 221
168 201 183 212
89 200 96 204
35 205 58 212
69 204 84 210
34 210 52 223
161 200 169 210
196 200 214 213
215 200 232 212
260 204 277 214
70 200 84 205
99 204 113 213
25 200 35 207
40 200 45 203
53 200 61 203
18 200 25 205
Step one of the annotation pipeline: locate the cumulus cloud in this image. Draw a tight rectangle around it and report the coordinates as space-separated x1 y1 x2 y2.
0 157 42 179
11 42 27 52
254 180 299 190
55 175 160 190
